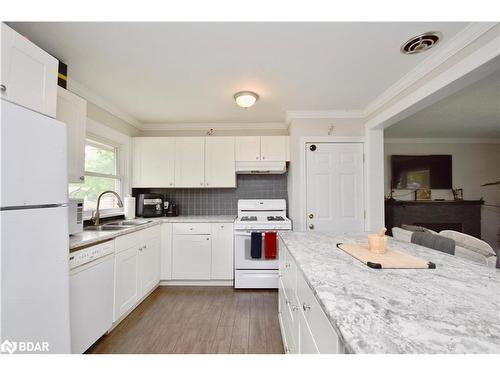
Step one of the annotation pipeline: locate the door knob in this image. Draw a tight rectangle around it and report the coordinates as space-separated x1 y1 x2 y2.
308 224 314 230
308 213 314 219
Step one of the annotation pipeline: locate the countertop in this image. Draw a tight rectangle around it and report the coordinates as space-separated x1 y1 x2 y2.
279 231 500 354
70 215 236 251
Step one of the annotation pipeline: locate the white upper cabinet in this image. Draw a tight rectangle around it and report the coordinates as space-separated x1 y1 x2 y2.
133 137 175 188
235 136 261 161
205 137 235 188
1 23 58 118
174 137 205 187
261 136 287 161
235 136 289 162
56 87 87 183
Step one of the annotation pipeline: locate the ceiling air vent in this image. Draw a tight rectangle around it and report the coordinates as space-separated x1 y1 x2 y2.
400 31 442 55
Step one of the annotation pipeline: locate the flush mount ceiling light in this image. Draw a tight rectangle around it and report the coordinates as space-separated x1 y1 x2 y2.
400 31 442 55
234 91 259 108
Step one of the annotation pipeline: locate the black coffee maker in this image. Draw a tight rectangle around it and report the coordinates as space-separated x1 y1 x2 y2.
164 198 178 217
137 193 164 217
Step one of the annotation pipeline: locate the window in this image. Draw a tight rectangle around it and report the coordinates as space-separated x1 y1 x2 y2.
69 138 122 216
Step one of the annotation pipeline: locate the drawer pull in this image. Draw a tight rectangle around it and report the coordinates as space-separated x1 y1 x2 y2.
291 305 300 311
302 303 311 311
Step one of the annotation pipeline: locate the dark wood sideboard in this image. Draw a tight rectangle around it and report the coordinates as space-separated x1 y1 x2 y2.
385 199 484 237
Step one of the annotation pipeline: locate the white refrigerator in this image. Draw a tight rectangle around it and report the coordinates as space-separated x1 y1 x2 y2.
0 99 71 353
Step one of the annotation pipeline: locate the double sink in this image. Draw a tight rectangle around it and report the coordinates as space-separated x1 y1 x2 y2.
85 219 152 232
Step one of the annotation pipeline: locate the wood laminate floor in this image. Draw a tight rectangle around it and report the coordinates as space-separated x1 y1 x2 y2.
86 286 284 354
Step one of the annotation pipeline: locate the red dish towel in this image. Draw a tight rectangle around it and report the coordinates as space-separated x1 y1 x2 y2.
265 232 277 259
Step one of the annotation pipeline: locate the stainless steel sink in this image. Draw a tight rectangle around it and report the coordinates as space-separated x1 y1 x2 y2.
84 219 152 232
85 225 125 231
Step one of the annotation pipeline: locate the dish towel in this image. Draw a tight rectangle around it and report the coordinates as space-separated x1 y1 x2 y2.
265 232 277 259
250 232 262 259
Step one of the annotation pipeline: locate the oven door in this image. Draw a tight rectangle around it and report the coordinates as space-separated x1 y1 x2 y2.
234 230 281 270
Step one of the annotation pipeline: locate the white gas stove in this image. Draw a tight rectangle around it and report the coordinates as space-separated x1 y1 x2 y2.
234 199 292 289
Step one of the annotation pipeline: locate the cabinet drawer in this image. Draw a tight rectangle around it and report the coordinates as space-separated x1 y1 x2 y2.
115 231 141 254
279 286 296 354
173 223 211 235
296 270 339 354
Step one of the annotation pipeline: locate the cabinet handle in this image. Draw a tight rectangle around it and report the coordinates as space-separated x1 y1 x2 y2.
79 176 85 181
255 156 259 160
170 183 173 186
139 247 143 251
0 84 6 93
200 182 203 186
143 245 147 249
262 156 265 160
302 303 311 311
308 224 314 230
291 305 300 311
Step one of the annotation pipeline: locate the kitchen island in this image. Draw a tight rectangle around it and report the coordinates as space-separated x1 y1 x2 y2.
278 231 500 354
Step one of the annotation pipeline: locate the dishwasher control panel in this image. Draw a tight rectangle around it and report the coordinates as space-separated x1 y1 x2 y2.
69 241 115 269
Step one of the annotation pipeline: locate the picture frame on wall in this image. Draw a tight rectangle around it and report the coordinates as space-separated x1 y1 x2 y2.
453 188 464 200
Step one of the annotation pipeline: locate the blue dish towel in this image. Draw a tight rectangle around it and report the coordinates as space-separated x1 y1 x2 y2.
251 232 262 258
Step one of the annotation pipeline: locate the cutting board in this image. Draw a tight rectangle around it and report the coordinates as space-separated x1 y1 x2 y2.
336 243 435 269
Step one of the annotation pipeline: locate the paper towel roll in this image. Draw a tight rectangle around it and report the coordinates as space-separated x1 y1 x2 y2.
124 196 136 219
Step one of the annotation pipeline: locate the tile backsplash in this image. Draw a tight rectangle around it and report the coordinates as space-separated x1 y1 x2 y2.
132 174 288 216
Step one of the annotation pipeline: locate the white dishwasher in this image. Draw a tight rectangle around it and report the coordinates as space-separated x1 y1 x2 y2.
69 240 114 354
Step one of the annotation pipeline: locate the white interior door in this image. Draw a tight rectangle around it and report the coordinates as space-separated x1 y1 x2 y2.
306 143 364 233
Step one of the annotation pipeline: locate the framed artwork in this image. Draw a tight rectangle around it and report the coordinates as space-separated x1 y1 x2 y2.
453 188 463 200
415 188 432 200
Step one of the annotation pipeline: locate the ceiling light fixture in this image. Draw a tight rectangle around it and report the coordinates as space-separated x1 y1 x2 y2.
234 91 259 108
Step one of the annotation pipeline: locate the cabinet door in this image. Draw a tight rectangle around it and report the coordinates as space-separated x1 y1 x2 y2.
138 234 160 298
205 137 235 187
56 87 87 183
174 137 205 187
172 235 211 279
160 223 173 280
298 310 319 354
210 223 234 279
1 23 58 118
261 136 287 161
133 137 175 187
113 247 139 321
235 136 261 161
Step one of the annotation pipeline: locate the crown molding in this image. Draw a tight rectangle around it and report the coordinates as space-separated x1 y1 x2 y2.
364 22 498 118
285 110 365 123
67 78 143 130
140 122 288 131
384 137 500 144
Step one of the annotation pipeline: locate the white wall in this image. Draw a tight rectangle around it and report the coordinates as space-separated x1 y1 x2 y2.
384 139 500 250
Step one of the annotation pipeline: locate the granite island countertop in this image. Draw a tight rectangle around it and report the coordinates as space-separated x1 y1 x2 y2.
70 215 236 251
279 231 500 354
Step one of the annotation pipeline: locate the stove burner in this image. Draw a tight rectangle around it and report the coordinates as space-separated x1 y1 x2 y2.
241 216 257 221
267 216 285 221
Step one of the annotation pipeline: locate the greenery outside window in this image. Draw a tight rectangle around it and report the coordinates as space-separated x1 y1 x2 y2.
69 138 122 217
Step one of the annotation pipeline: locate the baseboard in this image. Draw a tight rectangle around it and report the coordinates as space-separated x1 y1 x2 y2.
159 280 233 286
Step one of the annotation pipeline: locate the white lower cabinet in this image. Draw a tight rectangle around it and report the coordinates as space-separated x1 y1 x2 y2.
172 234 212 279
113 226 161 322
278 242 344 354
113 246 139 321
210 223 233 279
160 223 173 280
165 222 234 282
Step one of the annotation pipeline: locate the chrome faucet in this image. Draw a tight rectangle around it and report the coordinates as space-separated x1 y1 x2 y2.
91 190 124 226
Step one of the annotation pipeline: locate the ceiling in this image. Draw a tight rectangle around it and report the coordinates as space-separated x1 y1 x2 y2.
385 71 500 138
8 22 469 124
